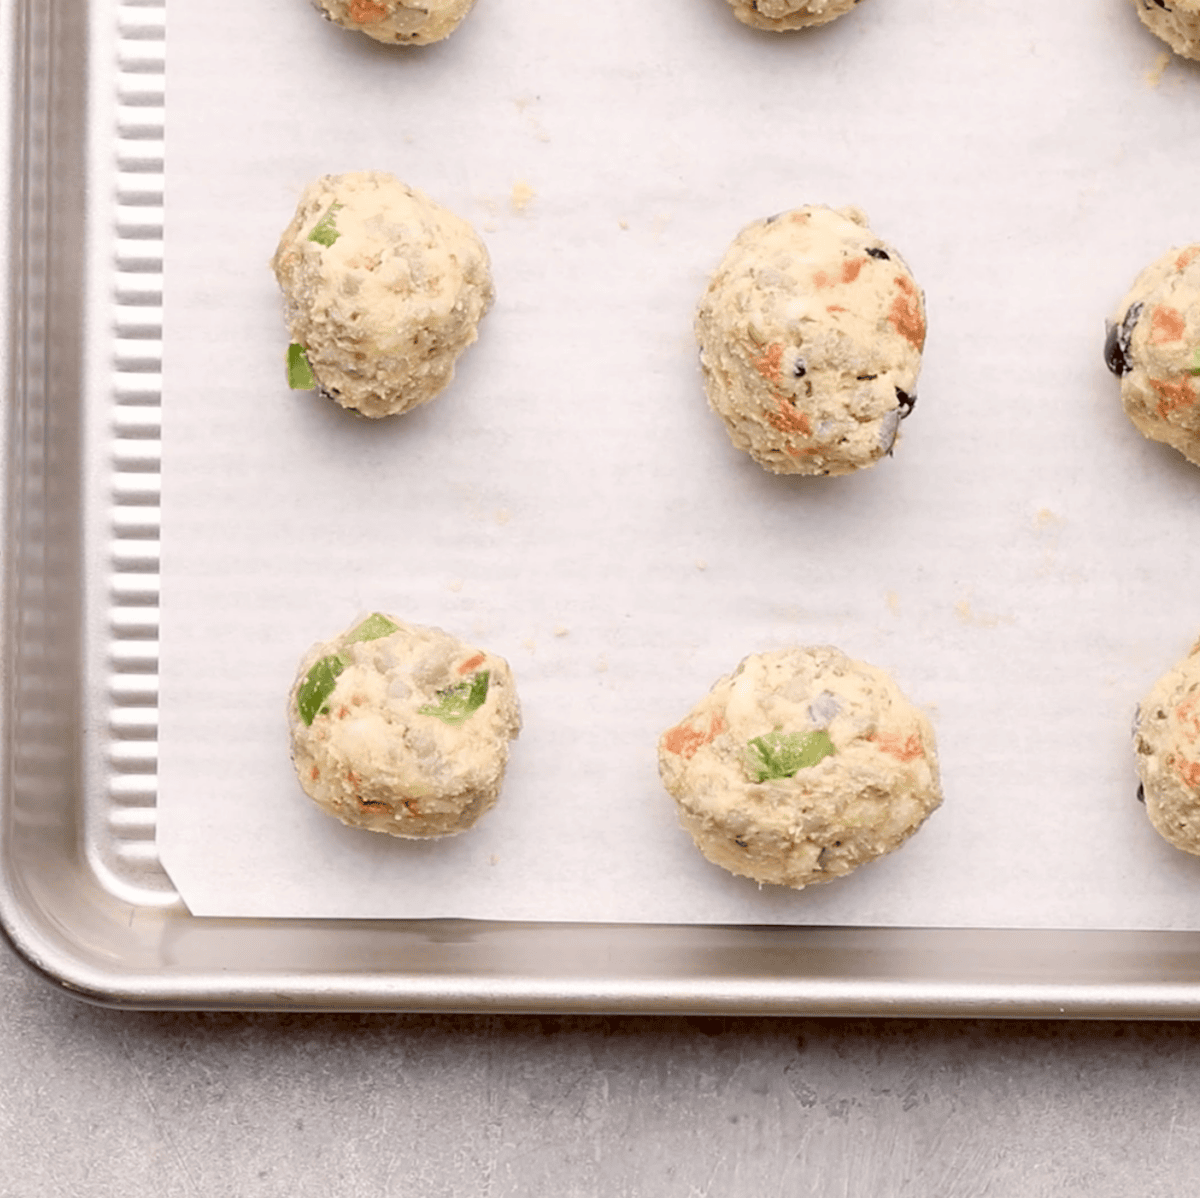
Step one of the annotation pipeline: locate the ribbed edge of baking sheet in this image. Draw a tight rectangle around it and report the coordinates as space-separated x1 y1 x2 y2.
82 0 171 908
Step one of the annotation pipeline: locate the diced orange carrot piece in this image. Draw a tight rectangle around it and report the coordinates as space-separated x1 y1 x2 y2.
888 276 925 349
663 713 727 759
349 0 389 24
1150 305 1186 344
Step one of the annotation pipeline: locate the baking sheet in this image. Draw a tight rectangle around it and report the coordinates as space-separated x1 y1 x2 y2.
156 0 1200 926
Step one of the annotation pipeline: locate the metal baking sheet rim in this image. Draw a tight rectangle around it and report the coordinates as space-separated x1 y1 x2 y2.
4 0 1200 1018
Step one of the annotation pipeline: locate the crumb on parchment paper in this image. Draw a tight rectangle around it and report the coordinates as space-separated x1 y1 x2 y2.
954 594 1013 629
1031 507 1065 578
512 94 550 143
510 181 535 214
476 196 499 233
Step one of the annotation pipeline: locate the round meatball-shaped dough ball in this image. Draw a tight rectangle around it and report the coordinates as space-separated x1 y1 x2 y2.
1105 244 1200 467
695 206 926 476
288 613 521 838
1133 639 1200 855
271 171 493 418
657 646 942 889
311 0 478 44
726 0 865 32
1128 0 1200 61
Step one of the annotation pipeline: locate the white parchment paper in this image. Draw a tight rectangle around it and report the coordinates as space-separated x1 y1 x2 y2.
157 0 1200 926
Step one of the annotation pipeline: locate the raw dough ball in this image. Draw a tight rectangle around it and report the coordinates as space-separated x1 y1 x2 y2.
311 0 478 45
695 206 926 476
288 613 521 838
1128 0 1200 61
657 646 942 889
271 171 493 418
1105 244 1200 467
726 0 864 32
1133 639 1200 855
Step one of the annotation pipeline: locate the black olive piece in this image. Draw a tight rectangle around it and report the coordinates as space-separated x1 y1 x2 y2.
793 360 807 378
895 387 916 417
1102 322 1121 373
1104 301 1143 377
1136 783 1146 805
866 247 890 261
734 836 748 848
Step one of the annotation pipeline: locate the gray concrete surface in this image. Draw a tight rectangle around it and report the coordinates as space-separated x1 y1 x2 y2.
2 932 1199 1196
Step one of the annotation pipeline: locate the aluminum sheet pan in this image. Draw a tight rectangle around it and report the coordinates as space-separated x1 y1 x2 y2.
6 0 1200 1014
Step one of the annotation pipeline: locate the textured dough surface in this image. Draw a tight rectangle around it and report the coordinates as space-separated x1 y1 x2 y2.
695 206 926 476
1129 0 1200 60
288 614 520 838
1106 244 1200 467
271 171 493 418
1134 640 1200 855
726 0 864 32
657 646 942 889
311 0 477 44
